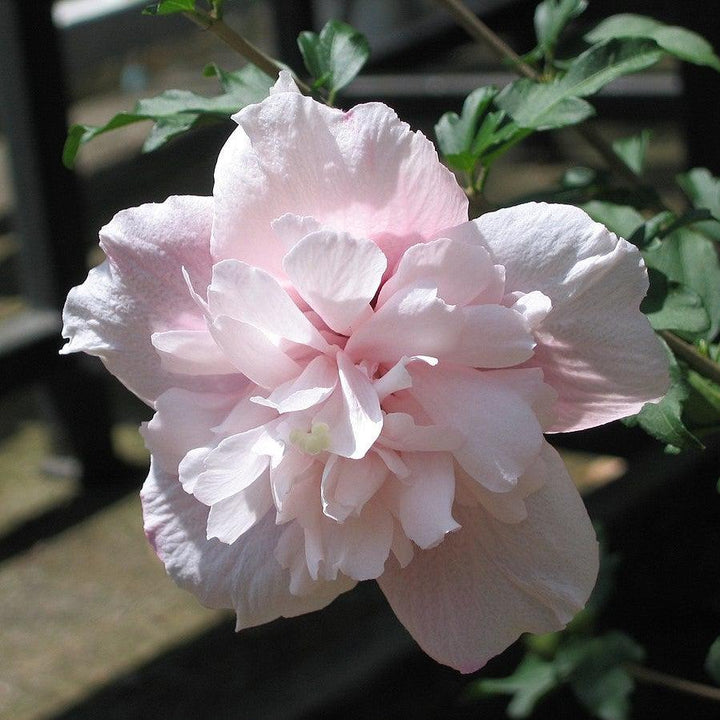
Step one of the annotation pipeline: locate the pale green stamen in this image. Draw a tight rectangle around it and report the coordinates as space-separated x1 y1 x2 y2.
289 422 331 455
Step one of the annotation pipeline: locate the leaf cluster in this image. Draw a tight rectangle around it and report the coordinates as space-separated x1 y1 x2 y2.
63 64 273 168
297 20 370 105
435 4 720 197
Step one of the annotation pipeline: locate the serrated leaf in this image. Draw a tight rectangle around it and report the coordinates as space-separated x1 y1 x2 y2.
644 227 720 339
612 130 651 175
143 0 197 15
496 39 663 131
63 64 273 168
677 168 720 240
297 20 369 102
586 14 720 72
641 269 709 334
534 0 588 56
473 654 559 718
582 201 644 238
635 341 703 449
705 637 720 684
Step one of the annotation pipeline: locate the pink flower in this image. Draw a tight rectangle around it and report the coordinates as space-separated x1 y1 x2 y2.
62 72 668 673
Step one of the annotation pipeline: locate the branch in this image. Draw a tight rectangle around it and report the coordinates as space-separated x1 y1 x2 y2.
183 10 317 98
628 663 720 702
660 330 720 385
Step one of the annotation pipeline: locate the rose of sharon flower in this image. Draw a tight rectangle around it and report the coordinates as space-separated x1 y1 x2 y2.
62 71 668 672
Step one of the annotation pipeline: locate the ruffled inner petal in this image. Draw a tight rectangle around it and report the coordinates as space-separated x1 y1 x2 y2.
383 451 459 549
410 363 553 492
313 351 383 459
151 329 237 375
345 286 463 365
283 229 387 335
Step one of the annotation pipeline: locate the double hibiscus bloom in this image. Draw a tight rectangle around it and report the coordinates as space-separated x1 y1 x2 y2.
62 72 668 672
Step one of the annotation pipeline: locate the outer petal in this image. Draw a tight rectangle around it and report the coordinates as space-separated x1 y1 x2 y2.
212 84 468 277
473 203 669 431
378 443 599 673
61 196 242 405
141 463 355 628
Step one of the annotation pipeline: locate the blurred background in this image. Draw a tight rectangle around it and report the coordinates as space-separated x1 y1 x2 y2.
1 1 719 718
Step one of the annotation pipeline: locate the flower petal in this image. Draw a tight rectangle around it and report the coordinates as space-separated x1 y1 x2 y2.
209 315 301 389
142 463 354 627
410 364 554 491
321 453 389 522
140 388 239 476
206 475 274 544
212 87 467 277
192 426 283 505
283 230 387 334
378 237 501 307
451 304 536 368
61 196 241 405
207 259 329 352
345 286 463 365
314 352 383 459
474 203 669 430
383 451 459 549
251 354 338 414
377 443 599 672
151 329 237 375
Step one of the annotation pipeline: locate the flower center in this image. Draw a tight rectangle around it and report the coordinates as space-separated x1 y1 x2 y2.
289 422 331 455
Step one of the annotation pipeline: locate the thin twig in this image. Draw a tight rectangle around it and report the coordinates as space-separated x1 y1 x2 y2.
433 0 538 79
660 331 720 385
628 663 720 702
183 10 317 98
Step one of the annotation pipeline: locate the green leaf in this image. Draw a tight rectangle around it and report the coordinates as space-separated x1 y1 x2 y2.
298 20 370 102
582 201 644 238
559 633 644 720
684 370 720 434
496 79 593 130
534 0 588 56
677 168 720 240
612 130 651 175
63 64 273 168
473 654 559 718
635 341 703 450
436 87 498 170
641 269 709 334
143 0 197 15
435 87 528 176
705 637 720 684
586 14 720 72
644 227 720 339
496 39 663 131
